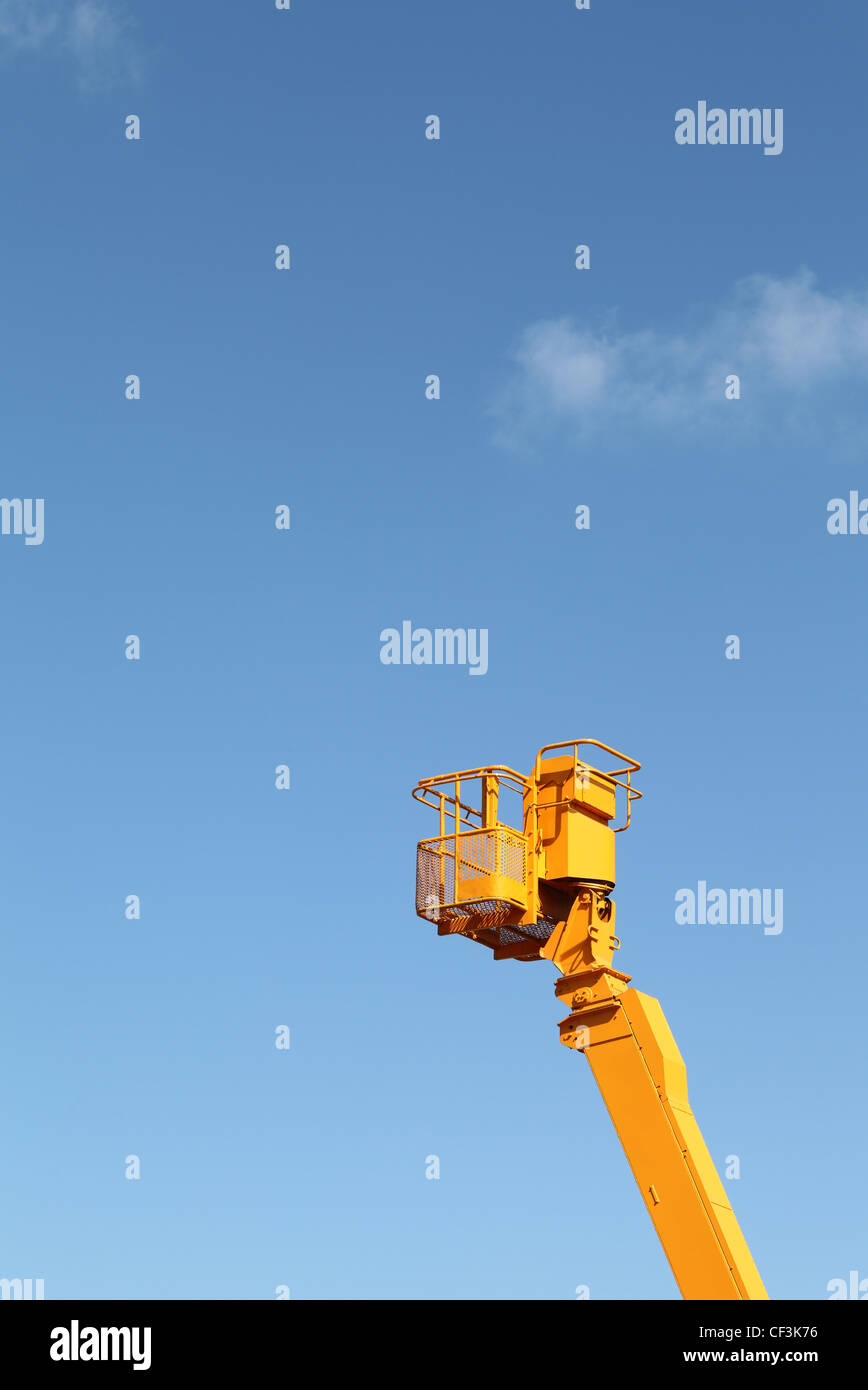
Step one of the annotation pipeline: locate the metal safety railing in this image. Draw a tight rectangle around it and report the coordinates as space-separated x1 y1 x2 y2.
416 825 528 918
533 739 642 832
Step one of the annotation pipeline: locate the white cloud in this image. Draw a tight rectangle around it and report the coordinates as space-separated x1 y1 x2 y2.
0 1 138 87
0 1 60 52
729 272 868 381
495 271 868 439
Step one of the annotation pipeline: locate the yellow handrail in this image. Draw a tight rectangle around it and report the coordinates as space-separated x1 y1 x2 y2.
534 739 642 832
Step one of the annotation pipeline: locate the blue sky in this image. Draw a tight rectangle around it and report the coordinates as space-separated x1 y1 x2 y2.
0 0 866 1300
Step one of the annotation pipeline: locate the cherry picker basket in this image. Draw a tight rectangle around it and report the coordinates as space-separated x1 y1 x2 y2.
416 824 528 924
412 743 642 955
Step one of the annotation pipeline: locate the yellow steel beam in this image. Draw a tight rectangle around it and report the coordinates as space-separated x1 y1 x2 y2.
563 986 768 1300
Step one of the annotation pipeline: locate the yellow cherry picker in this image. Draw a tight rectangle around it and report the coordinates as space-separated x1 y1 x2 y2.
412 739 767 1300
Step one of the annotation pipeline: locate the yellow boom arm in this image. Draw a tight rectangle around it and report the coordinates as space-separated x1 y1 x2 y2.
583 989 767 1299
